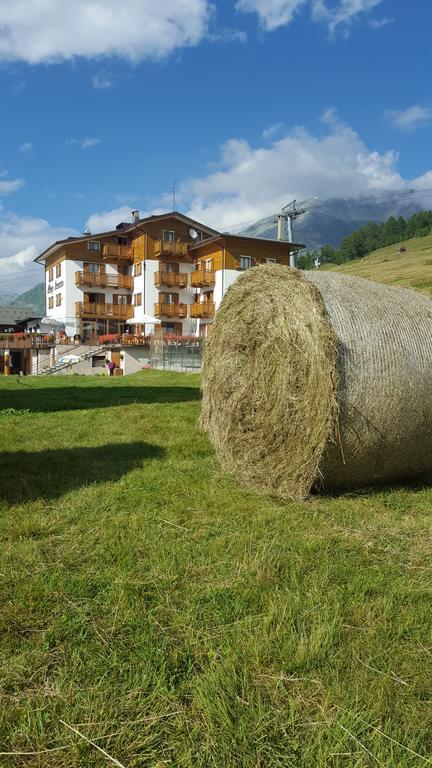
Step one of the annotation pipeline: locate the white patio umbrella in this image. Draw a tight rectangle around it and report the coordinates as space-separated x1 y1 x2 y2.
126 314 161 325
40 316 66 328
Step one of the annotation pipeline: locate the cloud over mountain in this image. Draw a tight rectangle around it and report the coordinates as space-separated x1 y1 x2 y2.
182 116 432 229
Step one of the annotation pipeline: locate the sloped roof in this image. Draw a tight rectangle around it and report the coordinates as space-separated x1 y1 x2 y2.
190 232 305 251
34 211 220 263
0 305 35 326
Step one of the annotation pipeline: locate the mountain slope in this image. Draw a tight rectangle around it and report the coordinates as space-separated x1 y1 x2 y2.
241 193 430 250
322 233 432 295
12 283 45 315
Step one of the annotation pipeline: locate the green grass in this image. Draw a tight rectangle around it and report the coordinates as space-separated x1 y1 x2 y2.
323 232 432 295
1 371 432 767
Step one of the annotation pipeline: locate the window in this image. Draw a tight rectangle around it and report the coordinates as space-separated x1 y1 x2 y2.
84 262 100 273
266 258 277 264
48 267 54 282
134 262 142 277
55 293 62 307
88 240 101 252
161 292 178 305
56 263 62 278
239 256 252 270
205 258 214 271
134 293 142 307
115 295 130 306
163 229 175 242
162 262 179 273
117 236 128 246
48 296 54 309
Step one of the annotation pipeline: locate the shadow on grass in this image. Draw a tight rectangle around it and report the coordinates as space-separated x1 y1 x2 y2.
0 384 201 413
0 442 165 503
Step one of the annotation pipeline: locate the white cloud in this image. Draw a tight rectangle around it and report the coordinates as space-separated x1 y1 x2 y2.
369 16 393 28
85 206 136 232
385 105 432 131
0 0 211 64
236 0 306 30
92 73 113 89
237 0 383 32
86 205 170 233
181 116 432 230
19 141 33 152
62 137 101 149
262 122 284 140
208 27 248 43
0 171 25 195
0 213 77 293
81 137 101 149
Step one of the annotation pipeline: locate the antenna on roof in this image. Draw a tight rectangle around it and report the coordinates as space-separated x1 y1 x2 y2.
171 179 177 211
83 229 91 235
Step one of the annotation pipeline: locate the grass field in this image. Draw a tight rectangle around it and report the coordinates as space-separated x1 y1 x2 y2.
1 371 432 767
323 232 432 294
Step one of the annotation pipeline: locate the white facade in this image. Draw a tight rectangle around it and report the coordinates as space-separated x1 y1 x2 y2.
45 253 254 340
132 259 196 334
46 258 134 338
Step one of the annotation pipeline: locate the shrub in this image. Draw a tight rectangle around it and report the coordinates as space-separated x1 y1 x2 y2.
99 333 120 345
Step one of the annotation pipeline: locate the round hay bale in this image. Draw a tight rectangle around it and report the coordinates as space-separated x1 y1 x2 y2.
200 264 432 499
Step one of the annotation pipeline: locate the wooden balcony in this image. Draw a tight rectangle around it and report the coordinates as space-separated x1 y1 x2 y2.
190 269 215 288
153 240 189 259
102 244 133 260
75 271 133 289
154 302 187 319
154 271 188 289
76 302 133 320
190 302 215 319
0 334 54 349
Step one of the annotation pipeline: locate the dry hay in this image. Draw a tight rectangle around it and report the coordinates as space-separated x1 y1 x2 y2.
200 264 432 499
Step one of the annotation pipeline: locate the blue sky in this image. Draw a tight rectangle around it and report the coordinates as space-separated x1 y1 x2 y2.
0 0 431 291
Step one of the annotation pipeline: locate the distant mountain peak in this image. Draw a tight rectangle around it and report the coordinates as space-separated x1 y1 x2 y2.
240 193 431 250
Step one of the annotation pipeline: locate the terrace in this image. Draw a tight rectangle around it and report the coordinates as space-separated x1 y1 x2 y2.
190 269 215 288
75 302 134 320
189 302 215 319
0 333 55 349
154 302 187 319
154 271 188 289
75 271 133 290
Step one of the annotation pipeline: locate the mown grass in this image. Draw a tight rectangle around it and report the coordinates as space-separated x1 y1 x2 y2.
323 232 432 295
0 371 431 767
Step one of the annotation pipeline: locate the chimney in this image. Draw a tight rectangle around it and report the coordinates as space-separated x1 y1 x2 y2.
132 210 140 223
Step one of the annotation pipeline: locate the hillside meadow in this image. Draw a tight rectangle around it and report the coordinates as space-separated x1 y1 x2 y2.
0 371 431 767
323 232 432 294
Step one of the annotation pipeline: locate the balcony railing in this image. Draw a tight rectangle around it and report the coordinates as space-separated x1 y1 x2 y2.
154 302 187 319
0 334 54 349
102 244 133 260
190 302 215 319
76 302 133 319
190 269 215 288
153 240 189 259
75 271 133 290
154 271 188 289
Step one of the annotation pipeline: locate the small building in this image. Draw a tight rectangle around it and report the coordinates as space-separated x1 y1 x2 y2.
0 305 35 333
